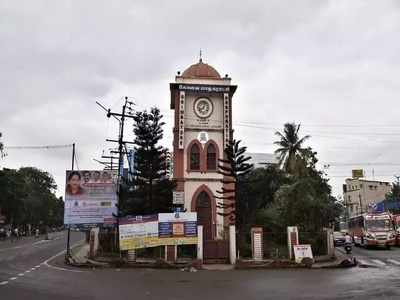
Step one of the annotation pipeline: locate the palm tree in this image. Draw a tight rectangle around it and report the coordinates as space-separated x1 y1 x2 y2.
274 123 310 174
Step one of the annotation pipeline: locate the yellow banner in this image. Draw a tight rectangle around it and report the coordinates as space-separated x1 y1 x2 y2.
120 236 198 251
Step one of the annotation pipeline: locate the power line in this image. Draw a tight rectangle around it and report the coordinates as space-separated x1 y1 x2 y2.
325 162 400 166
5 144 73 149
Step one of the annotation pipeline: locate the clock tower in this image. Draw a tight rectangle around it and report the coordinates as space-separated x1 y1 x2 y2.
170 58 237 242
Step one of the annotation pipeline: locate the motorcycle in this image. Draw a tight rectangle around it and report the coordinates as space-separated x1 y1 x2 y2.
344 243 352 254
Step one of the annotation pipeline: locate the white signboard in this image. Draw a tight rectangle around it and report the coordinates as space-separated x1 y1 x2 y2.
64 170 117 226
293 244 313 264
173 191 185 205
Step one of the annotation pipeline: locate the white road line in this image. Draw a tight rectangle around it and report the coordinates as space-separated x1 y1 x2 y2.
9 277 17 281
18 273 24 276
42 240 86 273
30 268 35 271
371 259 386 266
0 281 8 285
32 239 48 245
25 270 31 273
357 259 369 265
35 265 41 268
387 259 400 266
0 245 23 252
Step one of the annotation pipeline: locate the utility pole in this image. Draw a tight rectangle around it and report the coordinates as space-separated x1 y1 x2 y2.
66 143 75 259
97 97 135 252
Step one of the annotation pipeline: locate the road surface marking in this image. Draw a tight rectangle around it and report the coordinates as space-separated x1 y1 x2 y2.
371 259 386 266
18 273 24 276
0 281 8 285
0 245 23 252
42 240 86 273
357 259 368 265
35 265 41 268
25 270 31 273
387 259 400 266
9 277 17 281
32 239 49 245
30 268 35 271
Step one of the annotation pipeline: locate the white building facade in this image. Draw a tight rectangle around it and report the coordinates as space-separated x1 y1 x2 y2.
343 178 391 218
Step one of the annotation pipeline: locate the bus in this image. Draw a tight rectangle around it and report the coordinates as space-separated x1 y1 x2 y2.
348 212 396 249
392 214 400 246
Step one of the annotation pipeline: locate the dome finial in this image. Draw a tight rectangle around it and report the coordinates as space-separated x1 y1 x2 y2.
199 48 203 63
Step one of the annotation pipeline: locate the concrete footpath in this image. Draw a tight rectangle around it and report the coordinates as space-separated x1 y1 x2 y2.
67 245 356 270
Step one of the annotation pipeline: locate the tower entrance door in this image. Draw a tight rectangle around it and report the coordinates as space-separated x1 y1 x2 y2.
195 190 229 262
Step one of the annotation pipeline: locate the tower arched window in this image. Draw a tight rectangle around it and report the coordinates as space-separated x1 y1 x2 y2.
190 143 200 170
206 143 217 170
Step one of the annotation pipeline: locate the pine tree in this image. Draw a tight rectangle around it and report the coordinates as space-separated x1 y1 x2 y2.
215 139 253 225
124 107 174 215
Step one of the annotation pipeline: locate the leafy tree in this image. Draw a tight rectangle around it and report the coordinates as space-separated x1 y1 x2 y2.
269 139 341 232
215 139 253 225
274 123 310 175
235 166 288 253
18 167 58 225
0 168 26 224
0 167 62 226
386 181 400 201
121 107 174 215
383 181 400 214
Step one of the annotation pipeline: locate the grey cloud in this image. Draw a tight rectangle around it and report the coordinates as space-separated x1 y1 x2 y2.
1 0 400 197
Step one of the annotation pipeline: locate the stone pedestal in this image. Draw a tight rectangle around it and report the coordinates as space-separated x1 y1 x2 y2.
287 226 299 260
229 225 236 264
251 227 263 261
197 225 203 261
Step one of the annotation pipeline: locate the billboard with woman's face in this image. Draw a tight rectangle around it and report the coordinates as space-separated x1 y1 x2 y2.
64 170 117 226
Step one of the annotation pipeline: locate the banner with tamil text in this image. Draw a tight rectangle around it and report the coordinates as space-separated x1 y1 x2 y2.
119 212 197 250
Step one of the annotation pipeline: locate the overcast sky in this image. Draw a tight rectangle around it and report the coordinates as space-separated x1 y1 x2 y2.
1 0 400 198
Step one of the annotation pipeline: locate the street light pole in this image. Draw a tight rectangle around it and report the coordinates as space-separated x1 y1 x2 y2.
66 143 75 259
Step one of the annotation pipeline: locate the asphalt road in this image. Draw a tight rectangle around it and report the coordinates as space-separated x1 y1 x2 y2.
1 234 400 300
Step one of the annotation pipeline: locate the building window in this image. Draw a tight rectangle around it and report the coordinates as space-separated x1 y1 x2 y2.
190 143 200 170
206 143 217 170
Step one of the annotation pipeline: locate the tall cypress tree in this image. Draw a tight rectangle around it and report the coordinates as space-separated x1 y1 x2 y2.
215 139 253 225
124 107 174 215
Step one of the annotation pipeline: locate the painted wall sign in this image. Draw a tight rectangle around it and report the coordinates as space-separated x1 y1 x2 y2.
178 84 230 93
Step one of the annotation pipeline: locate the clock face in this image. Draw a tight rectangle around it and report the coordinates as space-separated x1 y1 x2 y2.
194 98 213 118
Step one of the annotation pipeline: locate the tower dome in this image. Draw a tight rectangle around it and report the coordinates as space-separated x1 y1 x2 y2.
181 59 221 79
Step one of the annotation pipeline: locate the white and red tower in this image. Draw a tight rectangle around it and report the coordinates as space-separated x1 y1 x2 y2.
170 58 237 242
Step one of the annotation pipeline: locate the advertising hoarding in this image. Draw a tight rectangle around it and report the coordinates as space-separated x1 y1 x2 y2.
119 212 197 250
64 170 117 226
